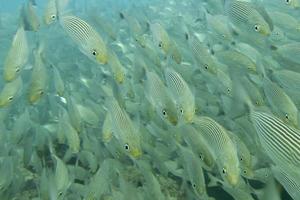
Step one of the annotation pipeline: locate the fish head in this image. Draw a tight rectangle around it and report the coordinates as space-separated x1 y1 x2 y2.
285 0 300 9
90 46 108 64
190 180 205 197
135 35 146 48
253 22 271 36
202 63 217 74
28 88 45 104
241 166 254 179
0 95 14 108
3 63 20 82
171 48 182 64
123 141 142 159
182 105 195 124
44 13 57 25
283 112 298 127
219 155 240 187
160 98 178 125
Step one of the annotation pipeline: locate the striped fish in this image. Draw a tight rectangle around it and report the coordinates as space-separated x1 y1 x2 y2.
145 71 178 125
189 34 218 74
193 116 240 186
263 77 298 127
226 0 271 36
272 165 300 200
251 110 300 167
165 68 195 123
60 15 108 64
3 26 29 82
108 97 142 158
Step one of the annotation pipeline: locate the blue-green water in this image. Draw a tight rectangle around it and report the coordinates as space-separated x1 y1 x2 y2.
0 0 299 199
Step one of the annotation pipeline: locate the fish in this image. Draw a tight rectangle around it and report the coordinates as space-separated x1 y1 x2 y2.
107 50 125 84
3 26 29 82
53 155 71 198
60 15 108 64
193 116 240 186
189 34 218 74
176 143 208 198
150 22 171 54
122 14 146 48
107 97 142 158
262 76 298 127
271 164 300 200
20 0 40 31
279 0 300 9
43 0 58 25
251 110 300 167
215 50 256 73
226 0 271 36
164 67 195 123
0 76 23 108
102 112 113 143
52 65 65 97
145 70 178 126
205 13 233 43
57 107 80 153
181 125 215 170
275 43 300 65
28 43 48 104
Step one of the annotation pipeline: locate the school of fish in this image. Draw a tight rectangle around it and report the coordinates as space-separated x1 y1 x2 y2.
0 0 300 199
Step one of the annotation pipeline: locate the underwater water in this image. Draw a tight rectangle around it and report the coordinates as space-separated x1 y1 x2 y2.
0 0 300 199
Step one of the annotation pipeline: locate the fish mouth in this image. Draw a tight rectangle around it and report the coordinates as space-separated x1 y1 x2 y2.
168 116 178 125
227 174 240 187
131 148 142 159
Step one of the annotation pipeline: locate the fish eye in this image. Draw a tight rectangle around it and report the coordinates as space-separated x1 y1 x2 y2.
199 153 203 160
222 167 227 174
158 41 163 48
92 49 98 56
8 96 14 101
254 24 260 32
204 64 208 70
243 170 247 174
124 143 130 151
162 109 167 116
51 15 56 20
58 191 63 196
285 113 289 119
180 108 183 114
15 67 20 73
39 90 44 95
192 183 196 188
240 157 243 161
285 0 291 4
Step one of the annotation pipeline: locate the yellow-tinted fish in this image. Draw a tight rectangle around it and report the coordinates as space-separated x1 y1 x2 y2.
108 51 125 84
60 15 108 64
189 34 218 74
107 97 142 159
226 0 271 36
3 26 28 82
165 68 195 123
28 44 47 104
0 77 23 108
43 0 58 25
145 70 178 125
52 65 64 97
150 22 171 54
194 116 240 186
102 112 113 143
